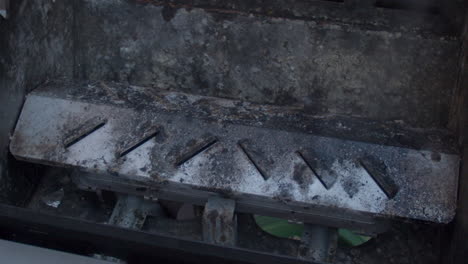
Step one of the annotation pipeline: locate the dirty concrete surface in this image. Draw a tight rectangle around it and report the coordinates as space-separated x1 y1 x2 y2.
76 0 459 128
0 0 73 204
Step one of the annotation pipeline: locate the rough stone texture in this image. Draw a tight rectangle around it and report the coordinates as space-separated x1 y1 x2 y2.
0 0 74 204
137 0 466 37
76 0 460 128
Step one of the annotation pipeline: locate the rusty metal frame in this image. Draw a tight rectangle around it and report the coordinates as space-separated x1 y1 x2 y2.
0 203 316 264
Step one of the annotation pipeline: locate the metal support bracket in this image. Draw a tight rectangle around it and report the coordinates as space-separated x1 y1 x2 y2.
299 225 338 263
109 194 163 229
202 197 237 246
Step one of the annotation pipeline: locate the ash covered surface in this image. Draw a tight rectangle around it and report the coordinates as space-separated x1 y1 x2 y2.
10 82 460 224
76 0 460 129
0 0 464 263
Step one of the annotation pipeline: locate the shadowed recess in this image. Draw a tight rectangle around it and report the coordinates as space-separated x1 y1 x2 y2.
119 127 160 157
296 151 333 190
175 136 218 166
63 117 107 148
359 156 398 199
238 140 271 180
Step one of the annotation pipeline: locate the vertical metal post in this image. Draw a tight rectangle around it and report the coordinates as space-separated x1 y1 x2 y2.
109 194 163 229
202 197 237 246
299 224 338 263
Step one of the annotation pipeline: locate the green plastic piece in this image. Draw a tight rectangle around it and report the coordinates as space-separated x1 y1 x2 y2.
254 215 371 246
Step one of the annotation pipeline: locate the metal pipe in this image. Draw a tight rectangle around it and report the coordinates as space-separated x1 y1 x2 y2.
299 224 337 263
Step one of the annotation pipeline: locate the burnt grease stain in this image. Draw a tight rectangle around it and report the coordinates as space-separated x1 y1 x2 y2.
431 152 441 162
293 162 314 196
161 6 178 22
342 177 359 198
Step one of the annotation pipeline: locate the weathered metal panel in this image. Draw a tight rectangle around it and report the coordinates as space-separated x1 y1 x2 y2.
10 82 459 224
